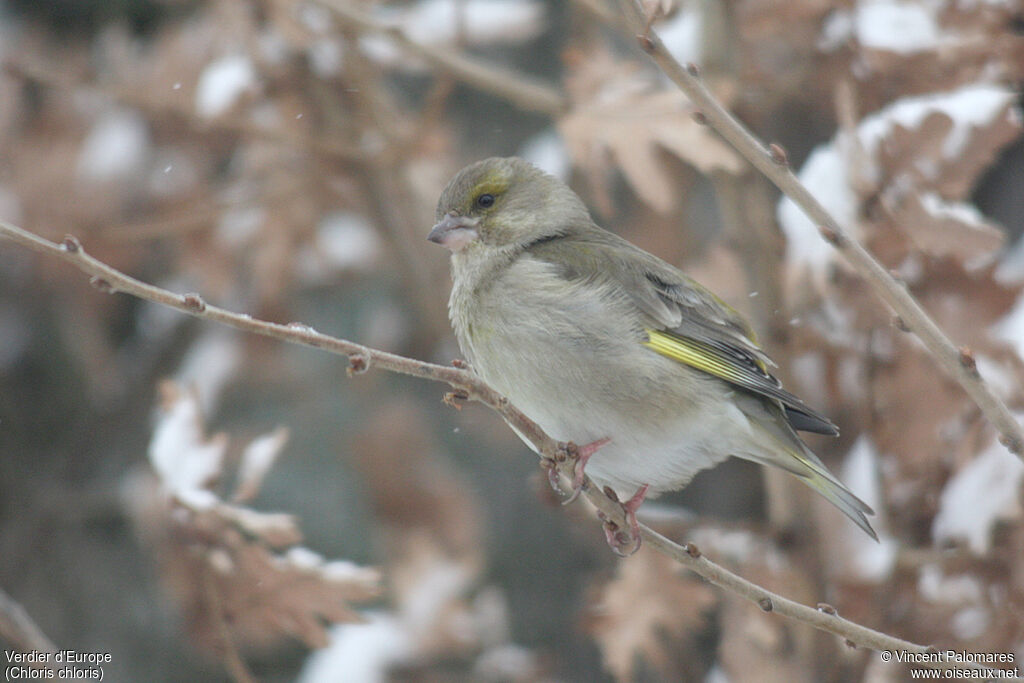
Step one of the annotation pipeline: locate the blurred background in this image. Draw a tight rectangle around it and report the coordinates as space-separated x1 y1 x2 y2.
0 0 1022 681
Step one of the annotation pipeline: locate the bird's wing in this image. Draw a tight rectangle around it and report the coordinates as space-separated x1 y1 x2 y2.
526 230 838 436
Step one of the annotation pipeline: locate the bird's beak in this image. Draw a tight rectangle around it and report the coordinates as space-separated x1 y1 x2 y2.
428 213 479 252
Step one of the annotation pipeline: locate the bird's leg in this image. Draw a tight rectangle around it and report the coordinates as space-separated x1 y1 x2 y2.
597 484 650 557
549 437 611 505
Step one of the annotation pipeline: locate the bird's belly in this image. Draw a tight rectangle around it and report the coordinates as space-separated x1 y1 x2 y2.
510 382 737 499
462 289 737 498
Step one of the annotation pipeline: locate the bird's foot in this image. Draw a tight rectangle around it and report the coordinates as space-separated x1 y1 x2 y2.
544 437 612 505
597 484 650 557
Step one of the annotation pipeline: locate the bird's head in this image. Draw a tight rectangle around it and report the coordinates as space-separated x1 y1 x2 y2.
428 157 587 253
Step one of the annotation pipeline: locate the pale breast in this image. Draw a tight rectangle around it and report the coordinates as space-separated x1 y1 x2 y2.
451 255 673 427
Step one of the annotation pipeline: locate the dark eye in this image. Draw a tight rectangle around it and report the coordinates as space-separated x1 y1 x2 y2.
476 193 495 208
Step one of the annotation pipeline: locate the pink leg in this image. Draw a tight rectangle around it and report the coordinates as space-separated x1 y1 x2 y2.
560 437 611 505
598 484 650 557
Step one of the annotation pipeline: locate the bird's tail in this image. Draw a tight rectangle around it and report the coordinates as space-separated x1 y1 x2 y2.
790 448 878 541
744 429 878 541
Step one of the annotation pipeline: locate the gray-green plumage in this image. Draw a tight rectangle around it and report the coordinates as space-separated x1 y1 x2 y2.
429 157 876 540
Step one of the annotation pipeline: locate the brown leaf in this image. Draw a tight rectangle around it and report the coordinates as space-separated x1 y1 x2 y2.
560 51 743 213
889 193 1004 264
588 551 716 681
194 528 380 650
127 383 380 652
874 92 1022 200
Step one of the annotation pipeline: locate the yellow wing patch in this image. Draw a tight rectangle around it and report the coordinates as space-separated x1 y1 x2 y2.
643 328 839 436
643 328 757 382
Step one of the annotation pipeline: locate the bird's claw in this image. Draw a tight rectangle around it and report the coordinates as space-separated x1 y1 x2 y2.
552 437 611 506
597 484 650 557
543 460 563 495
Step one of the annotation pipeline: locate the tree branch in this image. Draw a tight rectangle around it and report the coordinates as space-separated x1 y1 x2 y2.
615 0 1024 459
315 0 567 117
0 219 1001 677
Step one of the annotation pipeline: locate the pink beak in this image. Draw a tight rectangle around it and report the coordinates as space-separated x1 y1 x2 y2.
428 213 479 252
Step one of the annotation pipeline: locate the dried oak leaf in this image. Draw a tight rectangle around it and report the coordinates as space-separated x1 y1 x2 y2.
874 93 1022 201
782 85 1019 281
588 551 717 681
888 192 1004 264
127 382 381 653
881 553 1024 667
717 593 816 683
833 257 1022 456
186 523 380 650
559 51 743 213
846 2 1024 107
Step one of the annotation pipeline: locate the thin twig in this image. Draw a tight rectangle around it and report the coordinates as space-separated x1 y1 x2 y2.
615 0 1024 459
315 0 567 116
0 220 1001 677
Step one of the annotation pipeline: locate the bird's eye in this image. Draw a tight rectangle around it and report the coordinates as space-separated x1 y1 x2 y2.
476 193 495 208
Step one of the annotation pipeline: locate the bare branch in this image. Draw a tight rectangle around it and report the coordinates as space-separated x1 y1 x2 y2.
315 0 567 116
2 219 1003 676
615 0 1024 459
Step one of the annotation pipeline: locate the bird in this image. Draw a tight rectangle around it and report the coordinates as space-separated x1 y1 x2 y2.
428 156 876 554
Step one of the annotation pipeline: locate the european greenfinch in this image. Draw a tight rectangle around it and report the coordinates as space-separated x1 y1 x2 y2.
429 157 875 553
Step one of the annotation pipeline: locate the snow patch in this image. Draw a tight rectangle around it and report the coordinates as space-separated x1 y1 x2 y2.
992 295 1024 365
317 212 380 270
932 435 1024 554
309 39 343 77
952 606 991 640
918 563 983 604
854 1 942 54
778 84 1016 274
919 192 988 228
77 109 150 182
296 212 381 284
362 0 544 68
148 390 224 509
298 614 413 683
657 6 702 66
777 145 856 272
820 10 854 51
518 128 570 180
216 205 266 248
174 329 243 413
196 55 257 118
996 236 1024 285
840 436 897 581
